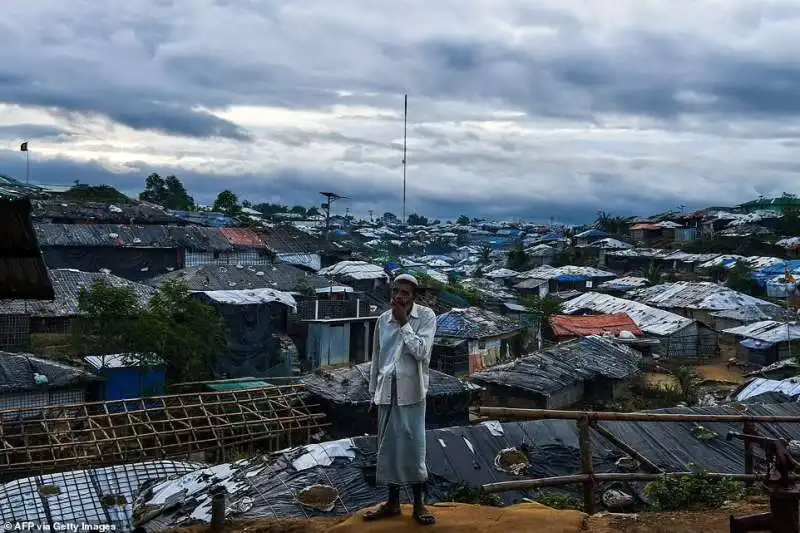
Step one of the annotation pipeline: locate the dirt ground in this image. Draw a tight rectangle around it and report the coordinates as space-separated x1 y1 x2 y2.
171 500 771 533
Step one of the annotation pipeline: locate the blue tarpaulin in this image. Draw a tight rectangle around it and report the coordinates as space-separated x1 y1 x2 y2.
741 338 775 350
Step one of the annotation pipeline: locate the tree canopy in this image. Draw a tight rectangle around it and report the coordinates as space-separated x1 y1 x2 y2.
457 215 470 225
407 213 428 226
139 173 195 210
213 189 240 214
74 279 228 383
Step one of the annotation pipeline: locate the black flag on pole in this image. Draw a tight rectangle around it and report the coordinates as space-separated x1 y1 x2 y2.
20 142 28 152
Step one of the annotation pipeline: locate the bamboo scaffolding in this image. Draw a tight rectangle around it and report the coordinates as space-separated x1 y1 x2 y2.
0 385 327 476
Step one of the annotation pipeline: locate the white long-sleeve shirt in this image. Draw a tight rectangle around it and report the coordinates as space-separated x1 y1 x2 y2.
369 303 437 406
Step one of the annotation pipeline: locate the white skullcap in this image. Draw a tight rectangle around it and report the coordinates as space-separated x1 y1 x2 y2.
394 273 419 287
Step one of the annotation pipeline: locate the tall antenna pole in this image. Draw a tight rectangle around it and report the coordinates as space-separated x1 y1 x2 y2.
402 93 408 226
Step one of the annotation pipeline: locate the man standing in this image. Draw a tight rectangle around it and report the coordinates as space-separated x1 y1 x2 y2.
364 274 437 525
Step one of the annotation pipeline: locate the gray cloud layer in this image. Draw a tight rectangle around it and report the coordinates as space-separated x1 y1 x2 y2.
2 1 800 221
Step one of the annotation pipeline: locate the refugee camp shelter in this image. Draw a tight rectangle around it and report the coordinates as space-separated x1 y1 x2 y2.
548 313 643 342
84 354 166 401
0 351 100 417
0 269 156 352
470 336 642 409
722 321 800 367
193 288 299 378
432 307 523 376
562 292 708 358
300 362 471 438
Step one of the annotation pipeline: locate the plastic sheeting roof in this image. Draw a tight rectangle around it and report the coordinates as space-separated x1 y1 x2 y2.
197 288 297 309
0 351 101 393
50 403 800 529
562 292 694 336
318 261 388 280
598 276 649 291
630 281 777 312
519 265 616 281
470 336 642 395
734 377 800 401
0 461 202 530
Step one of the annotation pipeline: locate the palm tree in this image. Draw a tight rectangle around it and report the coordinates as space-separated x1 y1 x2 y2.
673 366 702 405
645 264 662 285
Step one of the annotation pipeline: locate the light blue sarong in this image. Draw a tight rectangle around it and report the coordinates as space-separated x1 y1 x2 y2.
375 377 428 485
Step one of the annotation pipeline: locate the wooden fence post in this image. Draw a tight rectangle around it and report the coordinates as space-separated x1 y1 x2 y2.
210 486 227 533
743 420 754 487
578 415 596 514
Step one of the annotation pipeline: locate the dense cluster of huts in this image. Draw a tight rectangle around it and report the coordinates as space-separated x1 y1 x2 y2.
2 178 800 530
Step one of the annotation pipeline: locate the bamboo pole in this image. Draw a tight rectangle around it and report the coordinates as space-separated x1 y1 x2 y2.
743 420 755 487
578 416 596 514
479 406 800 423
482 472 795 494
593 423 663 474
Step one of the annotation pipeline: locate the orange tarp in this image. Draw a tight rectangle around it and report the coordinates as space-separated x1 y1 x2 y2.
550 313 643 340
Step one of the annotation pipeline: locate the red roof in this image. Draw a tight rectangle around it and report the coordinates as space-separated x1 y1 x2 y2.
550 313 643 339
219 228 267 248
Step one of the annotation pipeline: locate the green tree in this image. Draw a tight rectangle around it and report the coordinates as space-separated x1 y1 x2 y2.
135 280 227 383
407 213 429 226
382 212 399 223
672 366 702 405
594 210 630 235
478 245 492 265
726 262 763 296
290 205 307 215
506 242 529 271
455 233 470 247
524 296 563 321
213 189 240 214
73 279 227 384
139 173 194 210
307 206 320 216
73 278 144 356
457 215 470 225
645 264 662 285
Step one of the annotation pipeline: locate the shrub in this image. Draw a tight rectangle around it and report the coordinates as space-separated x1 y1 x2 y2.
644 463 743 511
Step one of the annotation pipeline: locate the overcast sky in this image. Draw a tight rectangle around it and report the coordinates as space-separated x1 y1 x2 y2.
1 1 799 223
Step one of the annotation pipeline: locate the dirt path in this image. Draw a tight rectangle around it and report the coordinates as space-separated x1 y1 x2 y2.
171 500 771 533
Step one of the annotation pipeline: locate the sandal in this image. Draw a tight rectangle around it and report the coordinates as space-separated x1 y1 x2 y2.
413 508 436 526
363 503 401 521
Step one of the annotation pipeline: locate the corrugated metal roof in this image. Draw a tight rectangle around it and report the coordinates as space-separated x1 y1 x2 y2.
0 268 156 316
436 306 522 339
630 223 662 231
722 320 800 343
631 281 776 312
550 314 643 338
562 292 694 336
35 224 232 251
318 261 388 281
219 228 267 248
260 227 327 253
605 248 670 258
470 336 641 395
146 264 333 292
196 288 297 309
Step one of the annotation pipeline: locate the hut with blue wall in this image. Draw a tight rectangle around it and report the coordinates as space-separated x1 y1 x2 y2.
84 354 166 401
